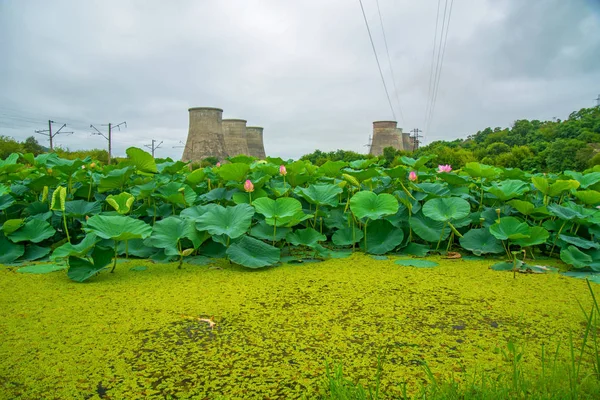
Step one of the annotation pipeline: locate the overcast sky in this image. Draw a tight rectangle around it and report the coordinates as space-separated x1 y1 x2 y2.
1 0 599 160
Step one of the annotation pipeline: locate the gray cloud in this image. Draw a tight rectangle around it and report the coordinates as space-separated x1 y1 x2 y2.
1 0 599 160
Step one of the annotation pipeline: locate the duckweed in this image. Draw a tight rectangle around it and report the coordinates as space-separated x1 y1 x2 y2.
0 254 598 399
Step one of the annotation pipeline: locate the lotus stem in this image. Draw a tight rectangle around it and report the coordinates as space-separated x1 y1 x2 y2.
273 218 277 246
248 192 252 205
313 204 319 228
125 240 129 259
479 178 484 210
110 241 118 273
364 219 368 253
446 232 454 253
436 222 447 251
549 220 567 257
62 211 71 243
87 174 93 202
398 181 416 201
447 222 463 238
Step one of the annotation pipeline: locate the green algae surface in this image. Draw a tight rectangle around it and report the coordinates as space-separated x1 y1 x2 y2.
1 255 598 399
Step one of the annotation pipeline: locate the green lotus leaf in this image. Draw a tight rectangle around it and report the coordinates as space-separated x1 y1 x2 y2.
286 228 326 248
382 165 409 180
409 215 450 242
278 210 314 228
22 245 51 261
490 261 522 271
67 246 114 282
573 190 600 206
463 162 501 179
399 155 436 169
395 259 439 268
342 167 380 183
564 171 600 189
294 184 343 207
117 238 158 258
415 182 450 197
489 217 530 241
548 180 580 197
547 203 584 220
318 160 347 177
252 197 303 226
511 226 549 247
106 192 135 215
2 219 24 235
360 219 404 254
27 175 60 192
558 234 600 250
51 234 100 260
560 246 593 269
196 203 254 239
158 182 197 206
185 168 206 185
126 147 157 174
179 204 219 220
460 228 504 255
145 217 203 254
438 172 469 185
0 235 24 263
130 181 157 199
485 179 530 201
507 199 535 216
250 221 290 241
350 191 398 220
17 263 66 274
50 186 66 211
98 167 133 193
232 188 267 205
65 200 102 217
399 243 431 257
217 163 250 182
226 235 280 268
422 197 470 223
85 215 152 242
331 226 364 246
0 194 16 211
8 219 56 243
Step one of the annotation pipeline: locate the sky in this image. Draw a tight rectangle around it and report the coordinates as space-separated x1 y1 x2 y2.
1 0 599 160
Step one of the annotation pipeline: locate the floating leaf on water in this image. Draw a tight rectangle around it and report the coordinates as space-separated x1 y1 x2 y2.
17 263 67 274
395 259 439 268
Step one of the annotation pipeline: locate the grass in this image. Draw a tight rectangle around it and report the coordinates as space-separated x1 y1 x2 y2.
1 253 599 399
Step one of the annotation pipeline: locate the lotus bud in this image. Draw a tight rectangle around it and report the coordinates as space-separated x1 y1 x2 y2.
408 171 417 182
437 164 452 173
244 180 254 193
90 162 96 168
279 165 287 176
216 162 221 167
47 168 53 174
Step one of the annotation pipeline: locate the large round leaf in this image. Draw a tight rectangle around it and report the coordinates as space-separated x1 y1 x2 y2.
459 228 504 255
560 246 592 269
485 180 530 201
350 191 399 220
409 215 450 242
51 234 99 260
422 197 470 223
8 219 56 243
360 219 404 254
196 203 254 239
0 235 24 263
294 184 343 207
67 246 114 282
217 163 250 182
105 193 135 215
489 217 530 241
65 200 102 218
226 235 280 268
252 197 303 226
332 226 363 246
126 147 157 174
250 221 290 241
286 228 326 248
85 215 152 241
512 226 549 247
145 216 203 255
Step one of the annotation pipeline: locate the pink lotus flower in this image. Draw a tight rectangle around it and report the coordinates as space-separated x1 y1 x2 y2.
244 180 254 193
279 165 287 176
216 162 221 167
438 164 452 173
408 171 417 182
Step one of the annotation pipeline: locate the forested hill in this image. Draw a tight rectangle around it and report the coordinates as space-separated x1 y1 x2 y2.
415 106 600 172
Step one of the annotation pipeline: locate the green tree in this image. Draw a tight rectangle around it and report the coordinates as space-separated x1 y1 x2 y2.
0 135 24 159
22 136 45 155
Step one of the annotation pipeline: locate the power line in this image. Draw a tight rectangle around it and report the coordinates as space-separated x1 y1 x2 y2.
358 0 397 121
424 0 442 129
374 0 404 125
144 139 163 158
35 120 73 151
91 121 127 164
426 0 454 135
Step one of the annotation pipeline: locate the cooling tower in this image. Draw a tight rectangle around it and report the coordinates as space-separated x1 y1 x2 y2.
402 132 413 151
182 107 227 162
369 121 405 156
222 119 250 157
246 126 266 159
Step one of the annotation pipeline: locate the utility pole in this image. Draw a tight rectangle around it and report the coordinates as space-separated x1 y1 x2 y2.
363 135 372 153
410 128 423 151
595 94 600 107
35 120 73 151
144 139 163 158
91 121 126 165
173 140 194 155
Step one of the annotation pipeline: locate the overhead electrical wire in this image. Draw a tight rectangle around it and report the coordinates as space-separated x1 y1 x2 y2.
424 0 454 136
358 0 397 121
424 0 442 129
375 0 404 125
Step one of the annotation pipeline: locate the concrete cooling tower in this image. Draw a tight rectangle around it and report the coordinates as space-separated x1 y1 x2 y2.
222 119 250 157
247 126 266 159
368 121 405 156
182 107 228 162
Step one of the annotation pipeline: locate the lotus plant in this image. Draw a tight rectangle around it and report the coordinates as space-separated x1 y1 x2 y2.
244 179 254 204
438 164 452 173
408 171 417 182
